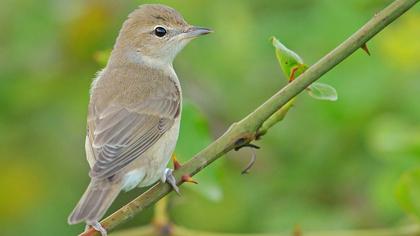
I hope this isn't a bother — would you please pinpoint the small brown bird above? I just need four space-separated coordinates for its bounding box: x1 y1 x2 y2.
68 4 211 235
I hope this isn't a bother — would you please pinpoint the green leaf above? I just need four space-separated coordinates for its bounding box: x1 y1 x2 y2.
307 82 338 101
396 167 420 218
271 37 305 78
175 100 223 202
272 37 338 102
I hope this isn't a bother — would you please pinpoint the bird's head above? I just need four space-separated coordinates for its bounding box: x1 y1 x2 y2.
111 4 212 67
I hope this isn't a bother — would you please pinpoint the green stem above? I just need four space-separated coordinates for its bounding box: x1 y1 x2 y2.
78 0 420 235
239 0 420 132
153 196 170 229
258 98 296 137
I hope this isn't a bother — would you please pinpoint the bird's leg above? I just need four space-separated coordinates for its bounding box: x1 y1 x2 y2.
161 155 198 195
89 221 107 236
162 168 180 195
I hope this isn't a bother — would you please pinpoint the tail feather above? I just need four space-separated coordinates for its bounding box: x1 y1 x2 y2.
68 179 121 225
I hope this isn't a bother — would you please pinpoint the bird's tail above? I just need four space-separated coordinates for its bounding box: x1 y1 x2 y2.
68 178 120 225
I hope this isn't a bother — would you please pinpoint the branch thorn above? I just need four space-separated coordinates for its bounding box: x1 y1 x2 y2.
172 154 181 170
361 43 371 56
181 174 198 184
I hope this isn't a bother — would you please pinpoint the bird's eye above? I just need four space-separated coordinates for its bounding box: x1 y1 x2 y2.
154 26 167 37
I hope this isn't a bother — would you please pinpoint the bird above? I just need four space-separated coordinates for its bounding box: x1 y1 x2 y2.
68 4 212 235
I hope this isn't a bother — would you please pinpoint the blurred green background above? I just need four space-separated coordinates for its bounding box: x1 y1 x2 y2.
0 0 419 235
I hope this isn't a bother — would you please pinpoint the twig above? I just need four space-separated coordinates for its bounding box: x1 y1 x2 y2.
152 197 171 234
111 224 420 236
78 0 420 235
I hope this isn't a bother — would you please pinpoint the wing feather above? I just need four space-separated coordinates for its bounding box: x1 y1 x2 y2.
87 71 180 179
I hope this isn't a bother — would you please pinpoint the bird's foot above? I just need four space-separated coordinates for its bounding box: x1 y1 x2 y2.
172 154 198 184
161 155 198 195
162 168 180 195
86 221 107 236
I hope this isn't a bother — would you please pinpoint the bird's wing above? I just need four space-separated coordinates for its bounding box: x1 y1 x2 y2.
87 77 180 179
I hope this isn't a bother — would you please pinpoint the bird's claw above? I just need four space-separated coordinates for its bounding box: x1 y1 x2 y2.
162 155 199 195
87 221 107 236
163 168 180 195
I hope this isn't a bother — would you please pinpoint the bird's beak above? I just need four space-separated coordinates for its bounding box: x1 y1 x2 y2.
183 26 213 39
